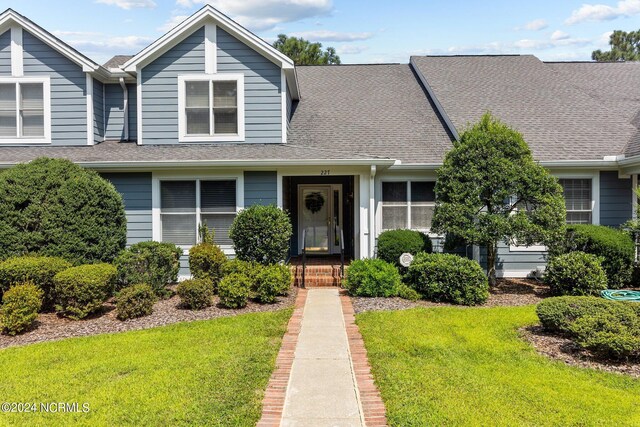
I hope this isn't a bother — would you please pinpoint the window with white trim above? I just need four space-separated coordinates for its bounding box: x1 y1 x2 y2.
178 74 245 142
160 179 237 247
559 178 592 224
0 77 50 142
381 181 435 231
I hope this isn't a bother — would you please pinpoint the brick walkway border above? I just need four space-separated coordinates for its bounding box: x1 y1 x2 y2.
341 292 388 427
257 289 307 427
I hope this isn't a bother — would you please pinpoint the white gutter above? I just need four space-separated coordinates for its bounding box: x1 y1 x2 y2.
119 78 129 140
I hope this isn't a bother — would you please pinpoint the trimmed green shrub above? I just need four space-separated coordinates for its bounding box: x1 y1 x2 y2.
344 259 402 297
116 284 156 320
0 282 42 335
536 296 617 333
569 310 640 359
393 283 421 301
0 255 71 307
377 229 432 269
177 279 214 310
254 264 292 303
0 157 126 264
229 205 292 265
551 225 634 288
406 253 488 305
115 241 182 295
218 273 251 308
544 252 607 296
222 259 260 282
53 263 116 320
189 243 227 292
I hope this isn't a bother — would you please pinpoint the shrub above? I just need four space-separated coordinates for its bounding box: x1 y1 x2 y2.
116 284 156 320
406 253 488 305
551 225 634 288
222 259 260 282
177 279 214 310
344 259 402 297
393 283 421 301
0 255 71 307
0 157 126 264
536 296 618 333
254 264 292 303
115 241 182 295
544 252 607 296
377 229 432 269
229 205 292 265
189 243 227 292
218 273 251 308
0 282 42 335
53 263 116 319
569 310 640 359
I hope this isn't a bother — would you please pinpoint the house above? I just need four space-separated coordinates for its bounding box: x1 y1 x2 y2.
0 6 638 278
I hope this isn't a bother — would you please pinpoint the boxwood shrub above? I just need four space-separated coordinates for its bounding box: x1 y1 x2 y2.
377 229 432 268
344 259 402 297
0 255 71 307
544 252 607 296
406 253 488 305
222 259 260 282
53 263 117 320
218 273 251 308
254 264 292 303
536 296 617 333
189 242 227 292
116 284 156 320
177 279 214 310
115 241 182 295
0 282 43 335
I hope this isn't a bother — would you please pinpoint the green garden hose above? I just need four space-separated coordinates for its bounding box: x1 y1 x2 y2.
601 290 640 302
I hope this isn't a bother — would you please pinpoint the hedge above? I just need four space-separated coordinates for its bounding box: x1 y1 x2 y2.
377 229 432 269
54 263 117 320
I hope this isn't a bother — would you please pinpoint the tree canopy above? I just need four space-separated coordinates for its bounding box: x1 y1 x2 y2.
432 113 566 285
272 34 341 65
592 29 640 61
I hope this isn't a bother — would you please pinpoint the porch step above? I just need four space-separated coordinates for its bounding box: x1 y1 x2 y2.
290 265 346 287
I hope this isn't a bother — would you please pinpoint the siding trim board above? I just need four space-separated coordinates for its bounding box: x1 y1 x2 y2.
86 74 94 145
205 23 216 74
10 26 22 76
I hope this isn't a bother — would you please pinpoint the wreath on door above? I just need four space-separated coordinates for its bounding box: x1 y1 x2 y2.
305 192 325 214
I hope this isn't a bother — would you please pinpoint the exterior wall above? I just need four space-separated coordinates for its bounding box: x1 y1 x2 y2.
127 83 137 141
217 27 282 143
600 171 632 227
244 171 277 206
104 83 126 140
23 31 87 145
93 79 104 143
0 30 10 76
489 244 547 278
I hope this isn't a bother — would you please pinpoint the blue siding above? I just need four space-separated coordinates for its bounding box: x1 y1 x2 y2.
93 79 104 143
244 171 277 206
141 27 205 144
0 31 10 76
104 83 126 140
101 172 153 246
23 31 87 145
600 171 632 227
479 244 547 277
217 27 282 143
127 83 137 141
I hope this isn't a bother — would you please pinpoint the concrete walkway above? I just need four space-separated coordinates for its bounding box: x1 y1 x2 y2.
281 288 365 427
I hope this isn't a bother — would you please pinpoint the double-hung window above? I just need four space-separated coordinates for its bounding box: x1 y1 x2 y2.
559 178 593 224
160 179 237 247
381 181 436 231
0 77 50 143
178 74 245 142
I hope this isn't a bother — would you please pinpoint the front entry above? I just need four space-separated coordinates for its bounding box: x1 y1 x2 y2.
298 184 343 254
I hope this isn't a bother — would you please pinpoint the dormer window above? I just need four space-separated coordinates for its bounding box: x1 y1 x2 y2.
178 74 245 142
0 77 51 143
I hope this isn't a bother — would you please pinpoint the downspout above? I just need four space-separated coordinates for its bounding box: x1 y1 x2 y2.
369 165 376 258
119 78 129 140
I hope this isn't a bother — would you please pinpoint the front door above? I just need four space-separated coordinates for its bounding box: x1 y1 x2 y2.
298 184 342 254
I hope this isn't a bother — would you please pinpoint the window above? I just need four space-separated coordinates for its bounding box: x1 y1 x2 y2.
178 74 245 142
381 181 435 231
559 178 592 224
0 77 50 143
160 180 237 247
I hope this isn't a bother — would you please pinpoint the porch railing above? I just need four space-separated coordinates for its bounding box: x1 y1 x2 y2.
301 228 307 289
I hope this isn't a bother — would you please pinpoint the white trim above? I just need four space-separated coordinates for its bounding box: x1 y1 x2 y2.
281 69 286 144
555 171 600 225
495 269 543 279
359 173 369 259
509 244 547 252
0 76 51 144
376 177 437 236
86 74 94 145
177 73 245 143
276 170 283 208
204 23 216 74
136 69 142 145
119 77 128 140
10 26 22 77
369 166 377 258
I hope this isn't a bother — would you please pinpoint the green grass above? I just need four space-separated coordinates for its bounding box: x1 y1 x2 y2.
357 306 640 426
0 309 291 426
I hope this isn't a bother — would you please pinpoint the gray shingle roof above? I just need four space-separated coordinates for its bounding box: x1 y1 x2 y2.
411 55 639 161
103 55 134 69
289 64 454 164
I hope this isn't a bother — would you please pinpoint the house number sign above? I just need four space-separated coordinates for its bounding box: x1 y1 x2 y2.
320 170 330 176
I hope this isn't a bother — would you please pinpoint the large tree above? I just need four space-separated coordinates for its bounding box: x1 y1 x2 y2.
272 34 341 65
592 29 640 61
432 113 566 285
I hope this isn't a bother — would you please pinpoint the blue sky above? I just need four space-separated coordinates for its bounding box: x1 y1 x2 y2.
2 0 639 65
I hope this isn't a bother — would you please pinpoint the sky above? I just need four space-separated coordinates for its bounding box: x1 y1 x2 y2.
1 0 639 65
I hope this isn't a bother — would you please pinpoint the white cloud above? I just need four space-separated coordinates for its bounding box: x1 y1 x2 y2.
445 34 591 55
96 0 157 9
158 15 190 32
336 44 368 55
175 0 333 31
565 0 640 24
550 30 570 41
519 19 548 31
289 30 373 42
53 30 154 63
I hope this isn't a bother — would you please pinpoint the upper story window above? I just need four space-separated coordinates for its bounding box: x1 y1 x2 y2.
177 74 245 143
0 77 50 143
381 181 436 231
559 178 592 224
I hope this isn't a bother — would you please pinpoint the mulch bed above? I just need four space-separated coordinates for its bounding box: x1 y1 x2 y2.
352 278 549 314
521 325 640 378
0 287 298 350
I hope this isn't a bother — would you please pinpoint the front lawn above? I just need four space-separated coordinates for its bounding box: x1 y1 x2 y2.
0 309 291 426
357 306 640 426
